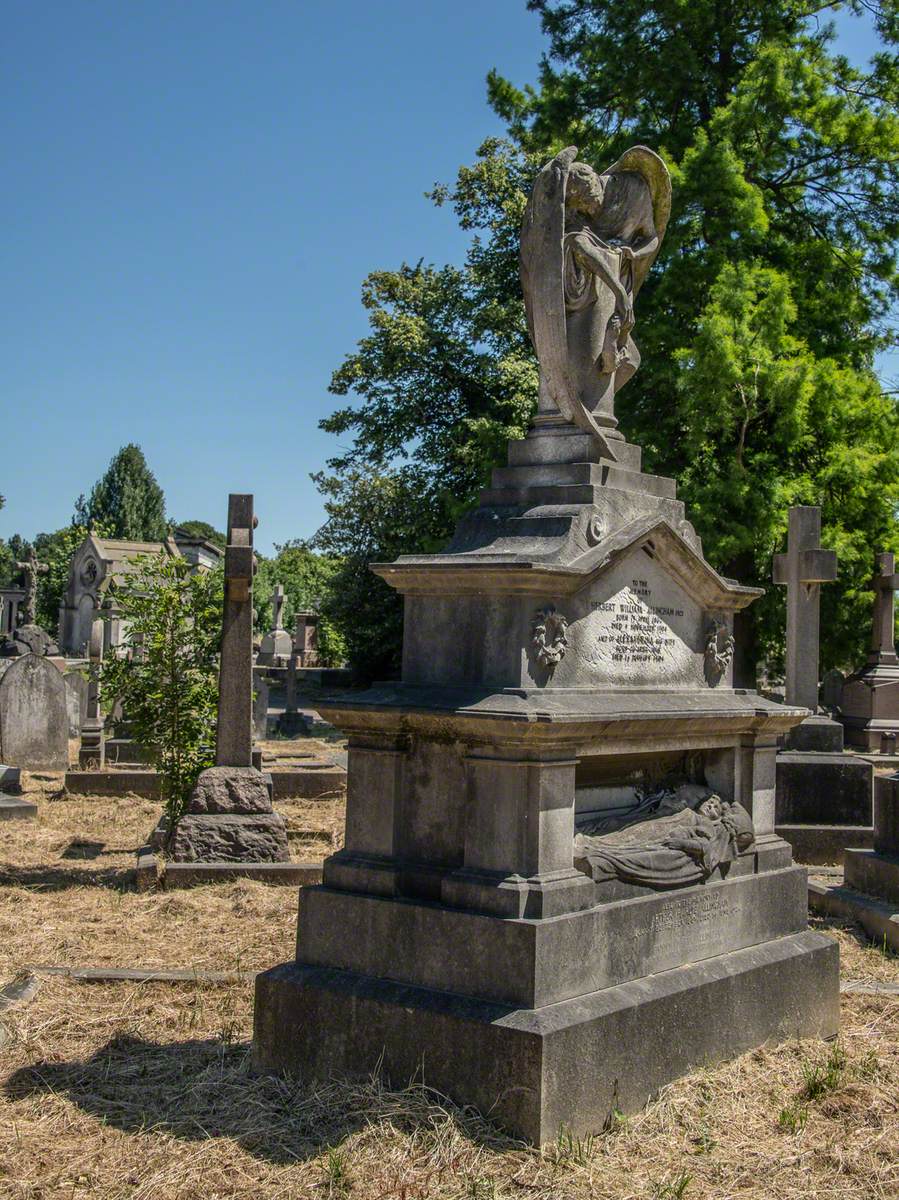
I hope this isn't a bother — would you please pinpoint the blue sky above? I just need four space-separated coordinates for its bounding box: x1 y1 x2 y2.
1 2 893 555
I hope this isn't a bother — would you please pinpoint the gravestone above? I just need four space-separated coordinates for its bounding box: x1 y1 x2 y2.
773 508 872 854
169 495 289 863
78 618 106 768
773 507 840 751
254 145 838 1144
294 610 320 667
0 653 67 769
840 552 899 753
257 583 293 666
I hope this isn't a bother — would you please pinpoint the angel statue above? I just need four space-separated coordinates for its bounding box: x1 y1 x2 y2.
520 145 670 462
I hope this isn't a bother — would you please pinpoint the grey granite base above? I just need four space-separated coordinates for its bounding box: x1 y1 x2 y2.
254 930 838 1145
0 794 37 821
776 751 872 826
776 824 874 865
808 879 899 953
844 848 899 905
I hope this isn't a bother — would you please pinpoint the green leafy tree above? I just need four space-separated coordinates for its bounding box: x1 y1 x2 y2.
254 541 347 667
100 555 223 838
311 471 447 680
175 520 227 548
79 444 167 541
320 0 898 677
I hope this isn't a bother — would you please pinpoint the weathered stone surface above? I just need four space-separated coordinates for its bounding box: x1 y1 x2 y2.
0 764 21 792
0 795 37 820
776 823 873 865
808 878 899 954
65 768 159 798
520 145 670 449
844 848 899 906
187 766 273 814
776 751 872 826
254 931 838 1146
874 772 899 854
252 153 837 1144
296 867 808 1008
0 653 67 769
169 812 289 863
64 670 88 738
785 714 844 753
773 506 838 716
1 624 59 658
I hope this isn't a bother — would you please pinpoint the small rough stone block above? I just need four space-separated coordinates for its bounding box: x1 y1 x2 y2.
188 766 273 814
169 812 290 863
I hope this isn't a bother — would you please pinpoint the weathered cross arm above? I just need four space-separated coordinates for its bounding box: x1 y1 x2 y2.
772 548 838 587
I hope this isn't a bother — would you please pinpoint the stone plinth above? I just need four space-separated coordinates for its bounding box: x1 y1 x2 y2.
169 767 288 864
776 752 873 827
844 772 899 904
253 420 840 1141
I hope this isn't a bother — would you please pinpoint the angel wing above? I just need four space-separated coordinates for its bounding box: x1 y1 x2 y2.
520 146 619 461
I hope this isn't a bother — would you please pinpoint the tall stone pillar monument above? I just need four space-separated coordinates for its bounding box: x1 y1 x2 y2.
254 146 838 1142
169 495 289 863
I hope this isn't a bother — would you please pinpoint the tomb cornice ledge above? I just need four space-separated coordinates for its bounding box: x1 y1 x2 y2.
372 517 762 613
316 685 806 745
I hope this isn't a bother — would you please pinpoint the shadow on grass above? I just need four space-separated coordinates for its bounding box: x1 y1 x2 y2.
0 864 136 892
3 1033 518 1163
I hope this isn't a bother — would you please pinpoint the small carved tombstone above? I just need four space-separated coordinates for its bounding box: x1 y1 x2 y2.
0 654 68 769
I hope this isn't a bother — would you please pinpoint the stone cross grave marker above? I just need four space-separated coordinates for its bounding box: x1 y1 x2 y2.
216 494 256 767
773 506 838 712
14 547 49 627
868 552 899 666
272 584 285 631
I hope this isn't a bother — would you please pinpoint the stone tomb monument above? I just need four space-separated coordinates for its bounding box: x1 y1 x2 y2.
840 552 899 753
773 507 873 856
293 610 320 667
256 584 293 666
254 146 839 1143
168 495 289 863
0 653 68 770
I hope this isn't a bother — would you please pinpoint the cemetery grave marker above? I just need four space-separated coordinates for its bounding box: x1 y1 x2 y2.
253 145 839 1143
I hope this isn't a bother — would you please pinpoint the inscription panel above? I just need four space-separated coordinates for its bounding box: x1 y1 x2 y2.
591 577 684 666
569 550 704 687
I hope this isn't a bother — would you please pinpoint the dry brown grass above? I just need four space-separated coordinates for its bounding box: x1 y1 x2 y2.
1 784 897 1199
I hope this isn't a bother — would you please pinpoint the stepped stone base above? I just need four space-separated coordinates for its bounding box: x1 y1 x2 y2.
254 930 838 1145
844 848 899 906
777 824 874 865
168 766 289 864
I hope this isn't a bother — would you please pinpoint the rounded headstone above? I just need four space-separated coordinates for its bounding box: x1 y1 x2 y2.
0 653 68 769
